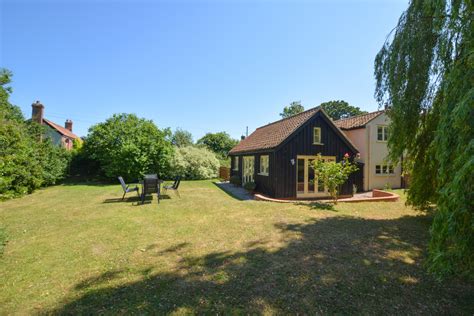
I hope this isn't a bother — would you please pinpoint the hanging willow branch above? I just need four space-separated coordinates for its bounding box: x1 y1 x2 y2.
374 0 473 279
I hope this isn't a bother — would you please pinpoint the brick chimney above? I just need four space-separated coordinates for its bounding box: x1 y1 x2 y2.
65 119 73 132
31 101 44 124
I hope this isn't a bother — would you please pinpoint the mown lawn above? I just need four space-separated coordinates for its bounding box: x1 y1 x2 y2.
0 180 472 314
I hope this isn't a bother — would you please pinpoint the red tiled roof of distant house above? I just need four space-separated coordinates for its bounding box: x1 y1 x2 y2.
334 111 384 130
43 118 80 140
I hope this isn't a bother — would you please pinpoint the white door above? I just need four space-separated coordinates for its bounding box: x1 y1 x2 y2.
296 155 335 198
242 156 255 184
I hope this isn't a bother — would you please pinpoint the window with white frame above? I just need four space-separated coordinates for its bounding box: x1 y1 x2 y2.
313 127 322 144
259 155 269 176
233 157 239 171
375 164 395 175
377 125 389 141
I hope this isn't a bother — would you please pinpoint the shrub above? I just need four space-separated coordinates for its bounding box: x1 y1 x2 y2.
243 181 256 191
0 127 69 199
170 146 219 180
229 175 241 186
69 142 99 179
0 117 42 198
0 117 71 199
311 153 358 204
0 69 72 199
38 140 72 186
84 114 173 182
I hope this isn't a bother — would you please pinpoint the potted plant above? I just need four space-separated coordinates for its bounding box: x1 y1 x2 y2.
243 181 257 192
229 175 242 186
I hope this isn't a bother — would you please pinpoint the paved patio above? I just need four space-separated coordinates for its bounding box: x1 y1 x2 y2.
214 182 254 201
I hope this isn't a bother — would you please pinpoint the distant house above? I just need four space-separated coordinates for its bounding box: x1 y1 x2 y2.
334 110 402 191
229 107 363 199
31 101 81 150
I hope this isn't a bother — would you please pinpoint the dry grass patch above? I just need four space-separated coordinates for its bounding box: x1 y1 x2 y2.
0 181 472 314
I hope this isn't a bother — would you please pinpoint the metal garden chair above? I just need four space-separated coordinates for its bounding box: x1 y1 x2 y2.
163 176 181 198
118 176 140 200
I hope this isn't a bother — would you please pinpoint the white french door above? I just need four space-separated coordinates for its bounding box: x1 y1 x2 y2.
296 155 335 198
242 156 255 184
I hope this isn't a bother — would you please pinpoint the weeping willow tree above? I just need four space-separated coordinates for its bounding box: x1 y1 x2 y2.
375 0 473 278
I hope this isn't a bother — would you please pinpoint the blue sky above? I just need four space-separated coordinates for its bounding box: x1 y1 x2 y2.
1 0 407 139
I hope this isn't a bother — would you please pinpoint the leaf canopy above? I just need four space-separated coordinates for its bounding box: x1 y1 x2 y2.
374 0 473 278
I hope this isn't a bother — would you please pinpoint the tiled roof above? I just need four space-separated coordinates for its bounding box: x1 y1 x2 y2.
334 111 384 130
43 119 80 140
229 107 321 154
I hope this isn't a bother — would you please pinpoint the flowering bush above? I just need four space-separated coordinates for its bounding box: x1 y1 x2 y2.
170 146 219 180
311 153 358 204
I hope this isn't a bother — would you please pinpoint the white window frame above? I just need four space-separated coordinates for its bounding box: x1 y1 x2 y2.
259 155 269 176
375 164 395 175
296 155 335 198
233 156 239 171
313 127 322 145
242 156 255 184
377 125 389 142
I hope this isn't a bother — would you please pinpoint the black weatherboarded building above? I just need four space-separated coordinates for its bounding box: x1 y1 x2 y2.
229 107 363 199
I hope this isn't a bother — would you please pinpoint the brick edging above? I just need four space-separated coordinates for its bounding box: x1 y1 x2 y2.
254 190 399 203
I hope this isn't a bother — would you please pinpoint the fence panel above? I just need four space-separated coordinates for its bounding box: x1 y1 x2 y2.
219 166 230 181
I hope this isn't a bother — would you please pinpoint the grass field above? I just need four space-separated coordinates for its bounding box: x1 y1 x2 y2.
0 180 472 314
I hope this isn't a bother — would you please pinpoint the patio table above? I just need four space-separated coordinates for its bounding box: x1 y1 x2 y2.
140 174 163 204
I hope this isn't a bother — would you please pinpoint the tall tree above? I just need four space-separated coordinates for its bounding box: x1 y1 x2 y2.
85 114 173 181
320 100 367 120
375 0 473 278
280 101 304 118
197 132 238 158
0 69 23 122
0 69 71 199
171 128 193 147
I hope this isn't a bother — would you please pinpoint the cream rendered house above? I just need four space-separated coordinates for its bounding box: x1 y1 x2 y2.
335 110 402 191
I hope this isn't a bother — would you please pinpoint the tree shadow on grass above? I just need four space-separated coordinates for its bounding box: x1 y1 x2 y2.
47 215 474 315
143 242 191 256
60 178 115 187
74 270 125 290
296 201 335 211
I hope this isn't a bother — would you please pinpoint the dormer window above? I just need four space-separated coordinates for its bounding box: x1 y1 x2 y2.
313 127 322 144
